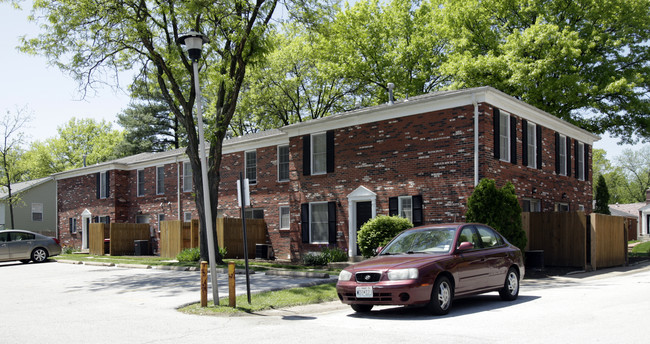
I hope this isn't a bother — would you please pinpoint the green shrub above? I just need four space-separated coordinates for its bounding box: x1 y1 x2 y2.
466 179 527 253
62 246 78 255
303 252 330 266
218 246 228 258
177 247 201 262
357 215 413 257
302 245 348 266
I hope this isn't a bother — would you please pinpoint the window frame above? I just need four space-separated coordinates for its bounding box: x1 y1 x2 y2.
137 169 145 197
309 202 329 244
31 203 43 222
183 162 193 192
156 166 165 195
279 206 290 230
526 122 537 168
99 171 109 199
398 196 413 224
555 202 570 212
69 218 77 234
499 112 511 162
245 150 257 185
558 134 567 176
311 133 327 175
184 212 192 222
277 145 290 182
522 198 541 212
577 142 585 181
244 208 265 219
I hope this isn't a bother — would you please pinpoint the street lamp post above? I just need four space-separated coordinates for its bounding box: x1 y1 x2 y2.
176 31 219 306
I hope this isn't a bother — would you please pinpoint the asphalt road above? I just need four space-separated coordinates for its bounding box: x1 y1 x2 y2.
1 260 649 344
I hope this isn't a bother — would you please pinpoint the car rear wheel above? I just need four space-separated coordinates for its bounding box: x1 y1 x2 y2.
427 275 453 315
350 304 373 313
499 267 520 301
31 248 48 263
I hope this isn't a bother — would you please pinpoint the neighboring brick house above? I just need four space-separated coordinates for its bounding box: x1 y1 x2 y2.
54 86 598 261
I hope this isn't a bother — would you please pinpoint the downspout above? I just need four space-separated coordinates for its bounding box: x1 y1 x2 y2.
176 157 181 220
473 94 479 186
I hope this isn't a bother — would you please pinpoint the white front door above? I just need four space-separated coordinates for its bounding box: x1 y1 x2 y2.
347 186 377 257
81 209 92 250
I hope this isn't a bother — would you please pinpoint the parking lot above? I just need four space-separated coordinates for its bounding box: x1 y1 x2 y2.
1 260 649 343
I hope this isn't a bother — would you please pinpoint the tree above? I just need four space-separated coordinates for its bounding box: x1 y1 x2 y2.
116 80 187 155
19 0 322 262
594 175 611 214
437 0 650 144
22 118 125 179
466 179 527 253
614 146 650 202
0 107 32 229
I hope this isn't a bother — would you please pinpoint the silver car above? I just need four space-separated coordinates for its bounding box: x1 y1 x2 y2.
0 230 62 263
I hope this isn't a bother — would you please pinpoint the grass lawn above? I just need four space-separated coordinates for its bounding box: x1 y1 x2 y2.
179 282 338 315
630 241 650 256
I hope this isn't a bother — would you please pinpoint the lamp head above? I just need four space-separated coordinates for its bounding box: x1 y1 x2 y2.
177 31 210 61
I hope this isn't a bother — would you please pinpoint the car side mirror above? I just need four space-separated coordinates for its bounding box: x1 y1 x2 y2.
376 246 383 255
457 241 474 251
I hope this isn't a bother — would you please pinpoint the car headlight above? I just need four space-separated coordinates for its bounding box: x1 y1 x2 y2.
387 268 419 280
338 270 353 281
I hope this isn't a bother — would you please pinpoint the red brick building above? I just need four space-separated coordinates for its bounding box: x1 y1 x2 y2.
54 87 599 261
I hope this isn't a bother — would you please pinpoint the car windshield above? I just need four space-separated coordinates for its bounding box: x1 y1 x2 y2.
381 227 456 255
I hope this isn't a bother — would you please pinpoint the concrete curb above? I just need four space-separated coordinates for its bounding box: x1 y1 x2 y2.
57 259 83 265
265 270 331 279
116 263 152 269
83 261 115 267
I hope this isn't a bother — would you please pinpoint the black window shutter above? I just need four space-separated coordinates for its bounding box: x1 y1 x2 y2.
521 119 528 167
302 135 311 176
105 171 110 198
94 216 99 223
326 130 335 173
584 145 590 180
389 197 398 216
536 125 543 169
554 133 560 174
510 115 517 164
493 108 500 160
69 218 73 233
301 203 310 243
574 141 580 178
412 195 423 226
96 173 101 199
566 137 572 175
328 201 337 244
106 216 110 224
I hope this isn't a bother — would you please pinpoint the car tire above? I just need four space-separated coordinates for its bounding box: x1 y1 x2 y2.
20 260 30 264
427 275 453 315
351 304 373 313
31 248 48 263
499 267 520 301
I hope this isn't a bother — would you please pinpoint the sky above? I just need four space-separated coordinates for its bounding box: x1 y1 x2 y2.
0 2 646 161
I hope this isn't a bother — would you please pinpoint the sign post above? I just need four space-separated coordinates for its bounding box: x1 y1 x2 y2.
237 172 252 304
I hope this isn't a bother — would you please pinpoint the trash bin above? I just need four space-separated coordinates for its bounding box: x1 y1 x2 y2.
255 244 270 259
134 240 149 256
525 250 544 270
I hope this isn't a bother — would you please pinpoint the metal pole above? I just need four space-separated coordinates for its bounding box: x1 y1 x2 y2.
239 172 252 304
193 60 219 306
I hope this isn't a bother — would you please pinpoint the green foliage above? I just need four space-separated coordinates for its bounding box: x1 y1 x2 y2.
594 146 650 204
594 175 611 215
466 179 527 253
177 247 201 263
357 215 413 258
218 246 228 259
302 245 348 266
630 242 650 256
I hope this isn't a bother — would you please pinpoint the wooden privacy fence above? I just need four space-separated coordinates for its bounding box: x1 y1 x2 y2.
522 212 627 270
160 220 199 258
89 223 150 256
217 218 268 259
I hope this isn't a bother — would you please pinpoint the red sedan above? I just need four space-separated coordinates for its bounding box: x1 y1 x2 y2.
336 223 524 315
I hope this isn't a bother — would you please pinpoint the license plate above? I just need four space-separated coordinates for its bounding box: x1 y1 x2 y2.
356 286 373 298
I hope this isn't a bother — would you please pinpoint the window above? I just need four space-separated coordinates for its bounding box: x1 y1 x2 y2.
279 206 290 230
309 202 329 243
522 198 541 212
558 134 567 176
244 208 264 219
476 225 503 248
31 203 43 222
98 171 109 199
97 216 110 224
245 151 257 184
555 203 569 212
457 226 480 249
526 122 537 168
300 201 336 244
499 112 510 162
184 212 192 222
156 166 165 195
158 214 165 231
137 169 145 197
278 145 290 182
10 232 35 241
576 142 585 180
183 162 193 192
69 218 77 234
389 195 423 226
303 131 334 175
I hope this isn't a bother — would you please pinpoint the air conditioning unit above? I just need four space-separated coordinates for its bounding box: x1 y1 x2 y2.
255 244 271 260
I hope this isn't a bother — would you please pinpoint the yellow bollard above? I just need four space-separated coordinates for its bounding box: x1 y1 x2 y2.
200 261 208 307
228 261 236 307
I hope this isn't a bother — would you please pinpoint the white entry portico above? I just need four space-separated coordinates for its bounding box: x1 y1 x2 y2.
347 186 377 257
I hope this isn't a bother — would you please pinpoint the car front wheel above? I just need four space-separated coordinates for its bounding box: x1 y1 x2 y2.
499 268 520 301
427 275 453 315
351 304 373 313
31 248 48 263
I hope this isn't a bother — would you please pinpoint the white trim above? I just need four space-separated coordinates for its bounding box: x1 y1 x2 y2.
527 121 537 168
277 145 290 182
137 169 145 197
156 166 165 195
309 202 329 244
244 150 257 184
347 186 377 256
310 132 327 175
279 206 290 230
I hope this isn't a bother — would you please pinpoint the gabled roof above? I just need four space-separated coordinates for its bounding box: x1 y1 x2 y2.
0 177 54 200
608 203 646 218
